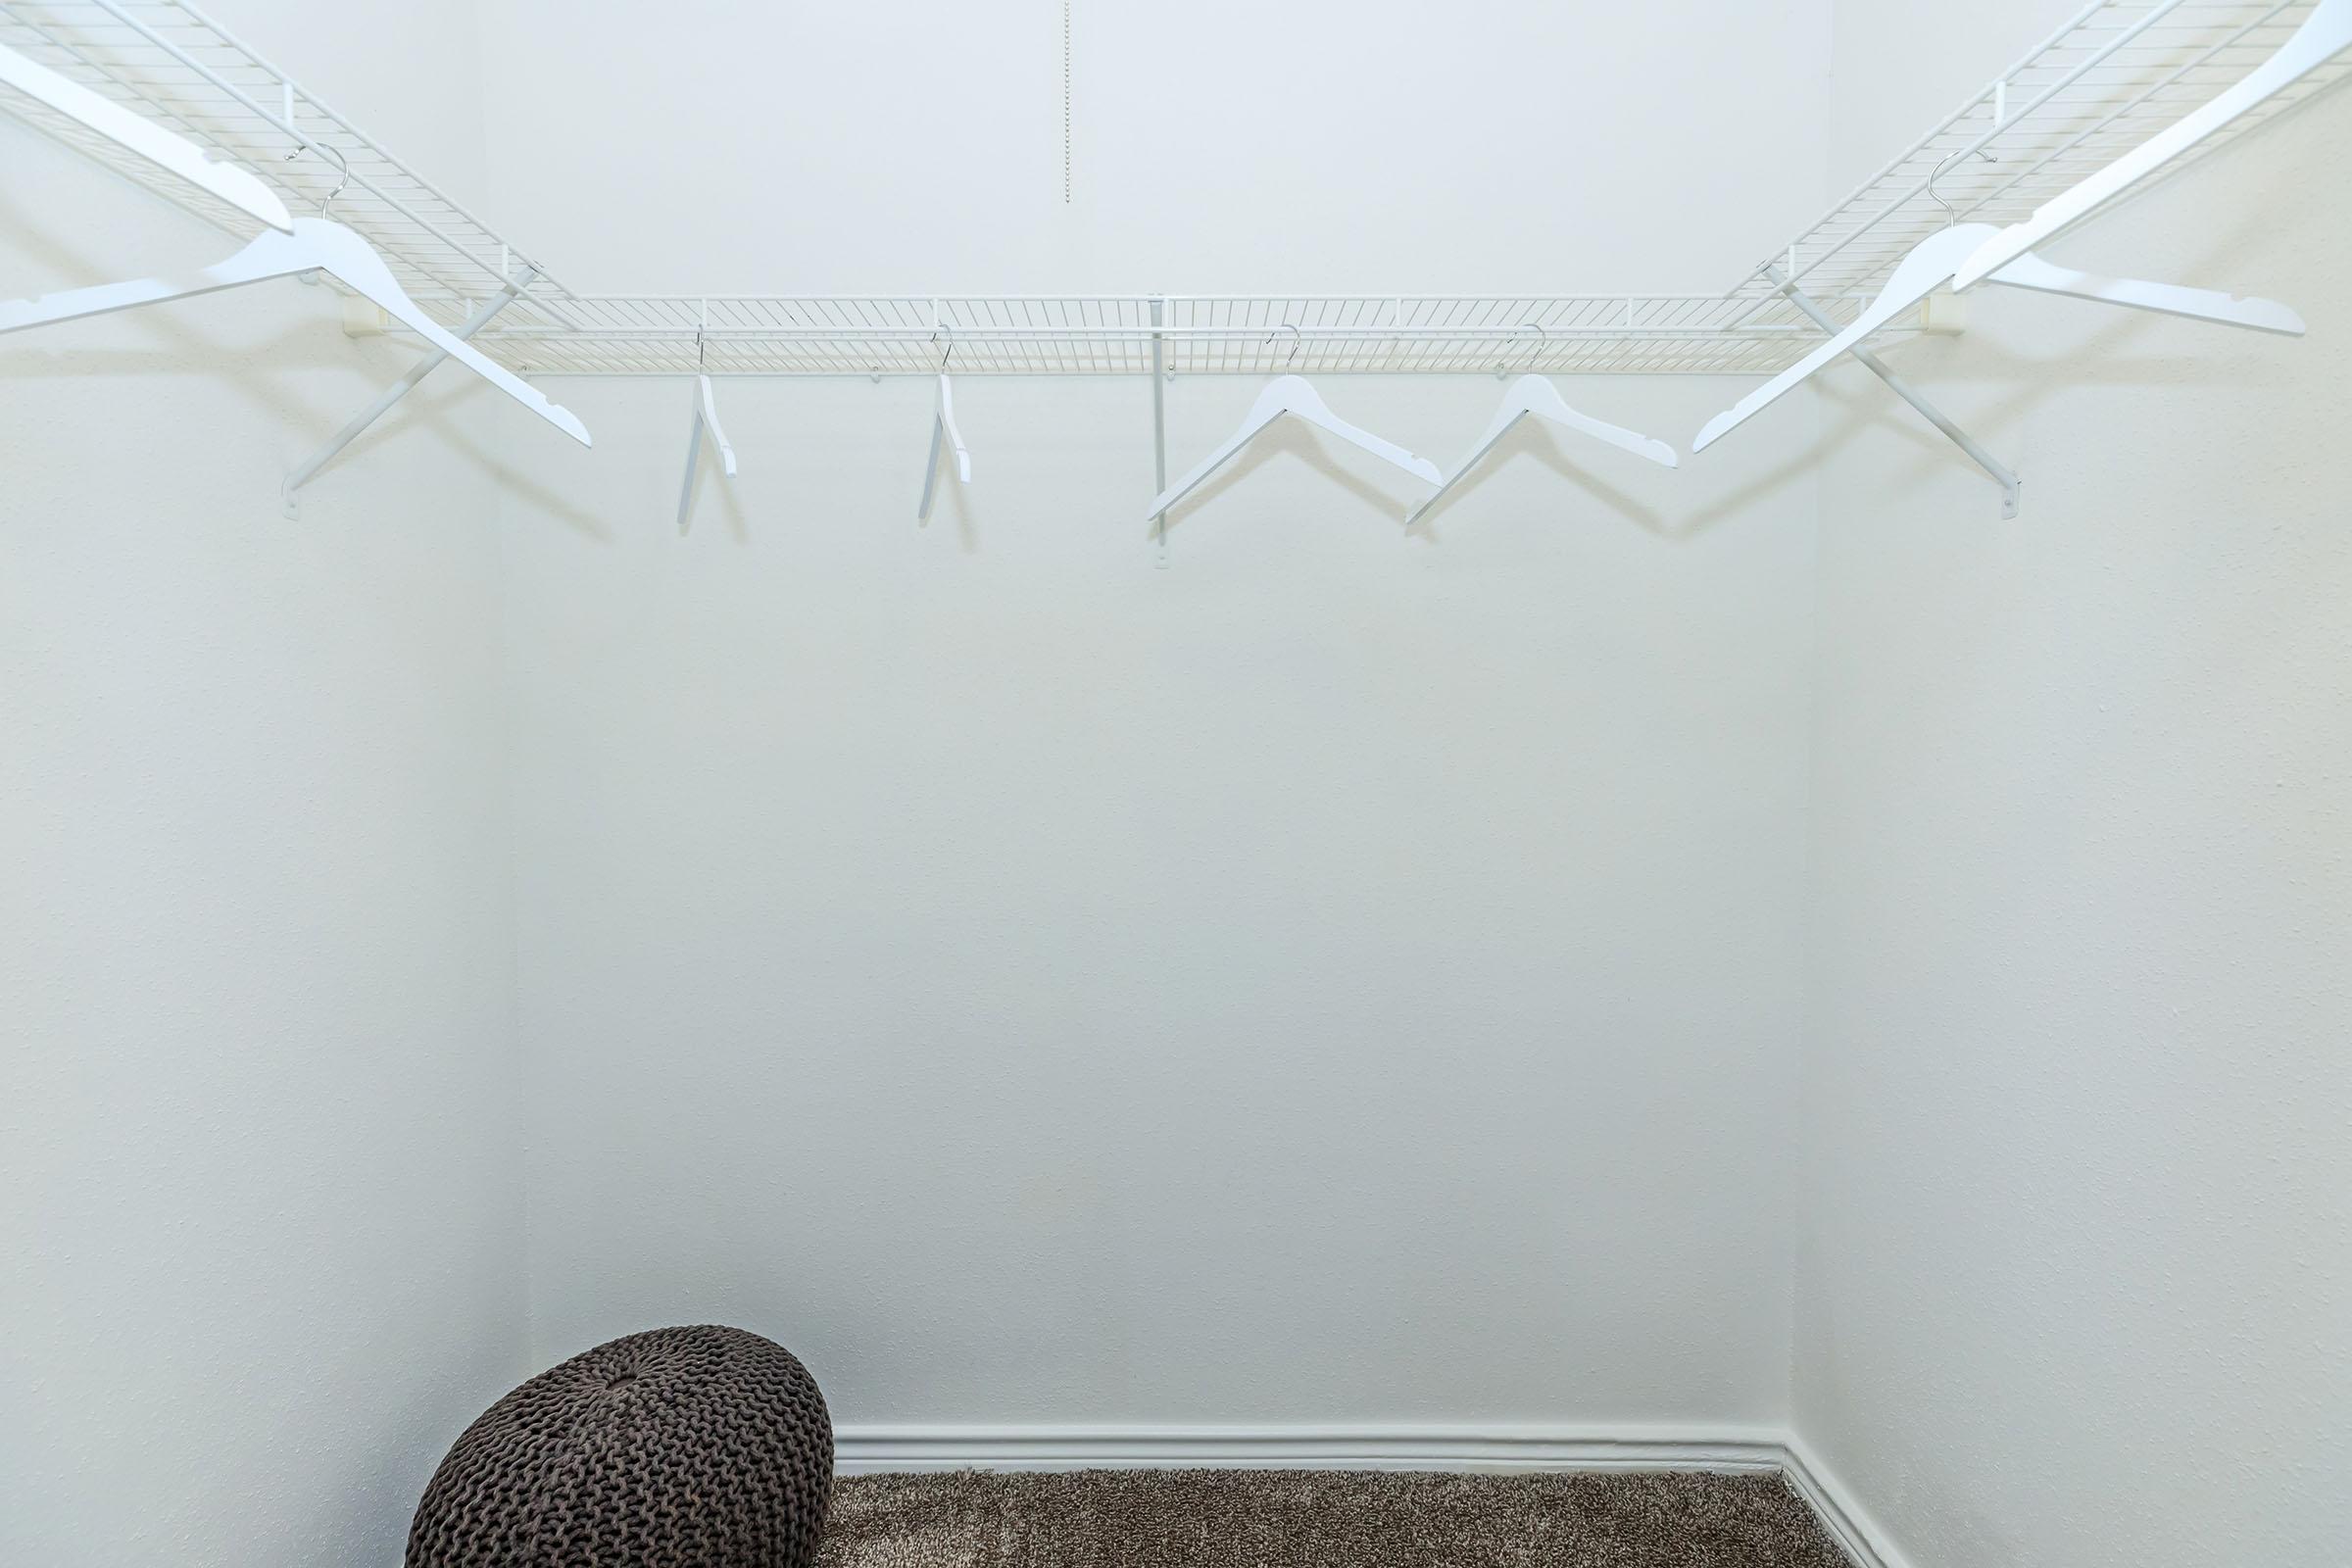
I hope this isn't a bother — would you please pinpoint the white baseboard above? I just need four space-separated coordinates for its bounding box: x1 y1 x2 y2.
835 1423 1902 1568
836 1422 1788 1476
1778 1434 1909 1568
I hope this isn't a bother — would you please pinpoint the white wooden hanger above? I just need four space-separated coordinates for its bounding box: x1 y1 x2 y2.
1954 0 2352 290
1407 372 1676 525
915 370 970 521
1146 373 1441 520
1693 220 2303 453
677 375 737 533
0 40 293 235
677 306 737 532
0 217 590 447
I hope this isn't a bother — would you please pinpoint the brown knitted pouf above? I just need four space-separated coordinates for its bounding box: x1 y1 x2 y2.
406 1324 832 1567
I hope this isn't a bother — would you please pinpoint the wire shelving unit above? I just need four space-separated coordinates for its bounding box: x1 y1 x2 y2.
2 0 2346 377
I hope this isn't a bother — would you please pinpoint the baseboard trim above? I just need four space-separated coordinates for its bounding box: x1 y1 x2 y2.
836 1424 1902 1568
836 1422 1788 1476
1777 1435 1908 1568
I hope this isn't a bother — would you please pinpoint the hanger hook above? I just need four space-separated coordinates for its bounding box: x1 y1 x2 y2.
1927 145 1995 229
1512 320 1547 375
310 140 350 214
697 299 709 373
934 324 955 372
1266 321 1300 368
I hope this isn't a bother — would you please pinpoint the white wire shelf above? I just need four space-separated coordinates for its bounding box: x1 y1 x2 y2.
0 0 538 304
475 294 1878 378
1753 0 2352 303
2 0 2345 376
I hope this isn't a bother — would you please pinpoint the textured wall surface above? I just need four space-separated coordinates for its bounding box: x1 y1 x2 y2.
477 0 1835 1428
0 3 532 1564
472 0 1832 294
495 369 1818 1424
1793 3 2352 1564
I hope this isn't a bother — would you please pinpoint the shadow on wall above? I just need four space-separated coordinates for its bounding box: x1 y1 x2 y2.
8 154 2312 559
1152 406 1838 551
1788 195 2315 507
0 186 615 539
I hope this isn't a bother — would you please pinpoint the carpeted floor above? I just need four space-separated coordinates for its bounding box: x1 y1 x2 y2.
815 1469 1848 1567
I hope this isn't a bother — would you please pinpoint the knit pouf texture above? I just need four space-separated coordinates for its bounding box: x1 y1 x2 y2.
406 1324 832 1568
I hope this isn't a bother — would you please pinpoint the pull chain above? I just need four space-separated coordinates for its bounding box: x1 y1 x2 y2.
1061 1 1072 203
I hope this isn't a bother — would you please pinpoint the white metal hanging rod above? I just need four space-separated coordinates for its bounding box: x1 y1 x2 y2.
456 324 1838 344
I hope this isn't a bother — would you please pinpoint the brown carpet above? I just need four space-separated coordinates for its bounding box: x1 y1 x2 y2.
816 1469 1848 1568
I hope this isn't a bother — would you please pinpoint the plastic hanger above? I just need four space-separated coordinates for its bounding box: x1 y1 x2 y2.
0 217 590 447
677 375 737 533
1694 221 2303 453
915 369 970 521
1408 372 1676 526
0 40 293 235
1979 248 2305 332
1147 373 1441 520
677 307 737 532
1955 0 2352 290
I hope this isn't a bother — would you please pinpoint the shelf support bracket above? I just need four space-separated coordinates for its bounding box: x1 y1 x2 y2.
1149 296 1169 567
1766 263 2021 520
282 268 538 516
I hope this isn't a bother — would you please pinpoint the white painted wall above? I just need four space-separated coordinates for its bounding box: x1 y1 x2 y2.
13 0 2351 1559
1793 3 2352 1564
476 0 1835 1426
0 4 531 1564
494 369 1817 1424
474 0 1830 293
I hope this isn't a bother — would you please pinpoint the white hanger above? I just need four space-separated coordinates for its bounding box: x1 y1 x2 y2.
0 40 293 235
677 374 737 533
1407 372 1676 526
1980 248 2305 333
1954 0 2352 291
915 370 970 521
0 217 590 447
677 305 737 532
1146 373 1441 521
1693 220 2303 453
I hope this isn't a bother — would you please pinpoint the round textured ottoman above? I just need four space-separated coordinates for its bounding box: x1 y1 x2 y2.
406 1324 832 1567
